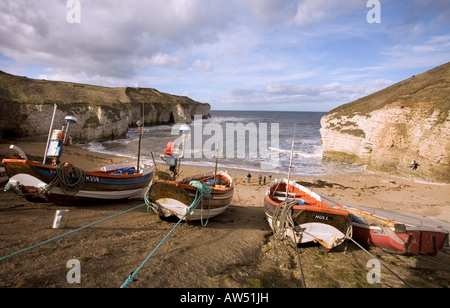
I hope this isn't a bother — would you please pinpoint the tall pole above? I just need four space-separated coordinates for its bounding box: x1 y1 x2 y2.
285 125 296 202
136 120 143 173
43 104 57 164
213 137 220 187
136 103 145 173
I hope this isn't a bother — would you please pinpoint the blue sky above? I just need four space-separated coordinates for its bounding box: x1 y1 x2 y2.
1 0 449 112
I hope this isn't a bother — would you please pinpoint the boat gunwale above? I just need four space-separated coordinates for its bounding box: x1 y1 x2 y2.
2 158 154 179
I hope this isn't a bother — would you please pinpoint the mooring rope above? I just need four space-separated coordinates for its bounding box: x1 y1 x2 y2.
348 237 413 288
42 163 86 196
0 203 146 262
120 181 211 288
295 246 307 288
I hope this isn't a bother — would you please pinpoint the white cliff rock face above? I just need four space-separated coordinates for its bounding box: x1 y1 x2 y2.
0 71 210 142
320 63 450 183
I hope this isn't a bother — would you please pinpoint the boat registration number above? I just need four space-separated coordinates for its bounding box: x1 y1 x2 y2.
314 214 332 221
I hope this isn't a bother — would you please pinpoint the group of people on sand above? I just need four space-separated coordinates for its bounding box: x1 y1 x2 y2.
245 160 419 186
246 173 271 185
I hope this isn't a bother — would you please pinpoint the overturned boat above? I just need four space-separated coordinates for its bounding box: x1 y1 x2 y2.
264 178 352 250
147 171 234 222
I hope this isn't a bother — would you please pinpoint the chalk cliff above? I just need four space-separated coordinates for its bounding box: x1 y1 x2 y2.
0 71 210 142
320 62 450 183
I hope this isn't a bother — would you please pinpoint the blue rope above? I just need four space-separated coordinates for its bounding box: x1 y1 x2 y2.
0 203 146 262
120 181 210 288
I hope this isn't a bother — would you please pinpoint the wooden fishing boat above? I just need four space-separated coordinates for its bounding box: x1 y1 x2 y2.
317 192 449 255
264 178 352 250
3 156 155 205
147 171 234 221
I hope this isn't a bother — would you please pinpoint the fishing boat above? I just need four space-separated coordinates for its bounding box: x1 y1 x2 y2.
146 171 234 222
3 154 155 205
316 192 450 255
264 178 352 250
3 105 156 205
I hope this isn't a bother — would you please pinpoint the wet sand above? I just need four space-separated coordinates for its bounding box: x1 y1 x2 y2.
0 142 449 289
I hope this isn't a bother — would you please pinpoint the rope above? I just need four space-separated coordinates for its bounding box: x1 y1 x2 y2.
144 181 154 213
295 246 307 288
0 203 146 262
348 237 413 288
272 199 297 241
120 181 211 288
42 163 86 196
190 181 212 227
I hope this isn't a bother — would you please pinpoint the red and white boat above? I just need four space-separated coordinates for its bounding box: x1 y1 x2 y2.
318 193 449 255
264 178 352 250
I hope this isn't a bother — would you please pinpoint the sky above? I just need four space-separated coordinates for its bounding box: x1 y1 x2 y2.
1 0 449 112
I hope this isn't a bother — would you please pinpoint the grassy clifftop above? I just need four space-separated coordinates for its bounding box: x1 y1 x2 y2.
327 62 450 123
0 70 210 141
0 70 207 108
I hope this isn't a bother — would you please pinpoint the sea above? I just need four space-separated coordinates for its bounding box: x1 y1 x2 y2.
79 110 363 177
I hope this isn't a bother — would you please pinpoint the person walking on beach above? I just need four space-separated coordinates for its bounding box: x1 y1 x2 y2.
410 160 419 170
258 174 262 185
247 173 251 183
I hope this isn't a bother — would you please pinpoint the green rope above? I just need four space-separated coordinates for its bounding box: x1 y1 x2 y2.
144 181 153 213
0 203 146 262
120 181 210 288
189 181 212 227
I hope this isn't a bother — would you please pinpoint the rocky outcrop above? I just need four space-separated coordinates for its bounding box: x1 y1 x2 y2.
0 71 210 142
320 62 450 183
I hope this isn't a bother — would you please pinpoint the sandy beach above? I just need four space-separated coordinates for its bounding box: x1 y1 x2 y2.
0 142 449 289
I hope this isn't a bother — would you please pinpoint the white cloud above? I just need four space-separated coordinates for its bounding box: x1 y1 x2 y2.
193 60 212 72
141 53 187 70
0 0 449 112
206 79 394 111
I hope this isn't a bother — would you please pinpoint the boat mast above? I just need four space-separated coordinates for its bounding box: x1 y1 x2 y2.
285 125 296 202
213 137 220 187
43 104 58 164
136 103 145 173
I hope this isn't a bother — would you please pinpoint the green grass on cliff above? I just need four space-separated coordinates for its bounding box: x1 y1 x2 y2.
327 62 450 121
0 70 208 109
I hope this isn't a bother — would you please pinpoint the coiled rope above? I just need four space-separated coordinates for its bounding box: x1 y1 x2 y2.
272 199 297 241
121 181 211 288
42 163 85 195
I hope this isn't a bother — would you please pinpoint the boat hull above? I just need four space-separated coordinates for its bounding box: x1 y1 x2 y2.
316 192 449 255
147 172 234 221
352 223 448 255
3 159 154 205
264 178 351 250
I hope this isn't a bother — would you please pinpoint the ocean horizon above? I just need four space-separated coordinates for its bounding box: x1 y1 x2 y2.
79 110 364 177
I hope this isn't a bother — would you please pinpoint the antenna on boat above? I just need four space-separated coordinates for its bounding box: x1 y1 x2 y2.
285 124 296 203
43 104 58 164
176 124 191 178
